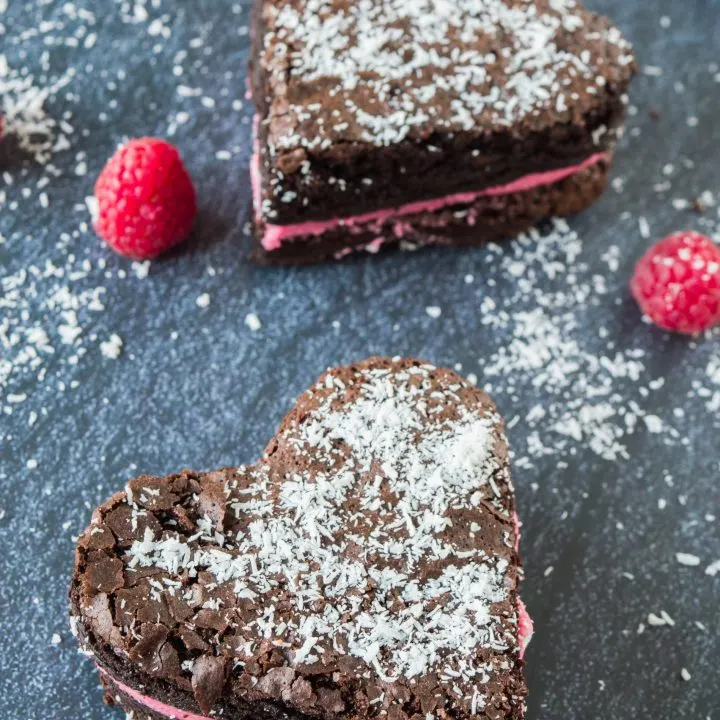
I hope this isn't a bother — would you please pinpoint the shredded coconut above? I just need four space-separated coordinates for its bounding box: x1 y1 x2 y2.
675 552 701 567
477 220 684 463
245 312 262 331
127 363 514 693
262 0 633 150
100 334 124 360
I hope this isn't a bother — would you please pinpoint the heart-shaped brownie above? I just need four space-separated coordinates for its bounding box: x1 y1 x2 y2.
249 0 635 264
71 358 532 720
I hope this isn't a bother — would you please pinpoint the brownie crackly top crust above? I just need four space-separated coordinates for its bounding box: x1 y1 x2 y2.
71 358 527 720
251 0 635 224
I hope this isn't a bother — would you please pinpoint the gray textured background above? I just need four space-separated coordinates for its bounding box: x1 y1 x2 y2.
1 1 719 719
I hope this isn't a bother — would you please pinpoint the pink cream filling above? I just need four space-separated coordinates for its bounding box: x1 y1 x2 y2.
99 515 533 719
251 145 608 252
101 670 213 720
513 511 535 659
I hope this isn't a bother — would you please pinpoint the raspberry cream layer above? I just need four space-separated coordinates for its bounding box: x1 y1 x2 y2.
102 670 212 720
252 149 609 252
514 511 534 659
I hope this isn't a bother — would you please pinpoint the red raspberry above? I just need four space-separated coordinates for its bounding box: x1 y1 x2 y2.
630 230 720 334
94 138 197 259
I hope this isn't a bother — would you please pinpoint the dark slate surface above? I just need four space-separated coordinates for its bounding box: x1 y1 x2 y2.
1 1 718 718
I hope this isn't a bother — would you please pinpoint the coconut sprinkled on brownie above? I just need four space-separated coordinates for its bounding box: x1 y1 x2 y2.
127 364 515 680
259 0 634 152
252 0 635 230
74 360 524 718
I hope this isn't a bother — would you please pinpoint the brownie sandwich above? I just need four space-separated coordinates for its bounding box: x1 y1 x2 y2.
249 0 635 263
70 357 533 720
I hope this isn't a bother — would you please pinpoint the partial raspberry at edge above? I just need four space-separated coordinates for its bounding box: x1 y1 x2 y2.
94 138 197 260
631 230 720 335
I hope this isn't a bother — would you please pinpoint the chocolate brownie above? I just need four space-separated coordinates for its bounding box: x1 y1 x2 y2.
253 157 608 264
70 358 533 720
249 0 634 262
